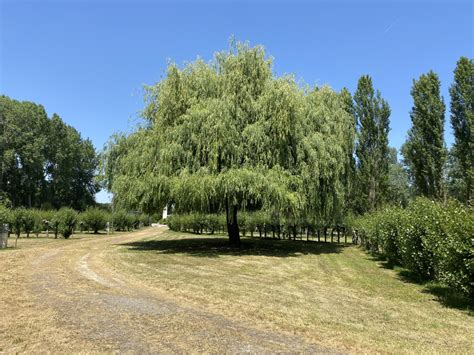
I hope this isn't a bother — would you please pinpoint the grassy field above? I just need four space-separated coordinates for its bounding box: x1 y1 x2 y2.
107 230 473 353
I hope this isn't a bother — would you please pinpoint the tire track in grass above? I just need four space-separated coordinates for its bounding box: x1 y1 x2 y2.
25 227 337 353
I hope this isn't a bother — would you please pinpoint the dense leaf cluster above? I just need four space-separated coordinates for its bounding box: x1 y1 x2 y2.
168 211 352 241
0 206 152 239
0 96 99 210
103 42 355 243
353 198 474 296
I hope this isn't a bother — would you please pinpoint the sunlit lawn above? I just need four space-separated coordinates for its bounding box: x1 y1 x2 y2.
111 230 474 353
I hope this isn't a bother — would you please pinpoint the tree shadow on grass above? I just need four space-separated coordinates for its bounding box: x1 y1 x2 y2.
397 269 473 316
121 235 348 258
366 254 473 315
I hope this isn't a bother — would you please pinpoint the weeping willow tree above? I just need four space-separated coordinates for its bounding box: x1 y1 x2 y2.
103 41 354 245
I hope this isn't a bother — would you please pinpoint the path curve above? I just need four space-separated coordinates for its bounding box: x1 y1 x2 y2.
5 227 335 353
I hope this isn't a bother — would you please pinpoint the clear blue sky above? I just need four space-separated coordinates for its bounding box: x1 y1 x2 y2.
1 0 473 203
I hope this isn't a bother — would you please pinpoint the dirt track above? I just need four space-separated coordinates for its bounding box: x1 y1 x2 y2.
1 227 332 353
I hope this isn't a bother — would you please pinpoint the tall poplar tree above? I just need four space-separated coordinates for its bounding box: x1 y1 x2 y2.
353 75 391 212
339 87 357 212
449 57 474 205
402 71 447 198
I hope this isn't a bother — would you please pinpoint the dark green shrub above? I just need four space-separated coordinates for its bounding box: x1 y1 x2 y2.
56 208 77 239
355 198 474 296
131 214 141 229
11 208 26 237
81 207 108 234
41 210 59 238
0 205 12 229
31 209 44 237
113 210 130 231
139 214 151 227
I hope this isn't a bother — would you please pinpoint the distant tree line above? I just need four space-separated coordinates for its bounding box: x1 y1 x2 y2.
0 95 100 210
101 41 472 244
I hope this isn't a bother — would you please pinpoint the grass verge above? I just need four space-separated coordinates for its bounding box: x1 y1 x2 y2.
109 230 473 353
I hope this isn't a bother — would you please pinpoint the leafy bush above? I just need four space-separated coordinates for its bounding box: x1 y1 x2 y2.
113 210 130 231
81 207 108 234
168 213 226 234
11 208 26 237
21 209 36 238
41 210 60 238
0 205 12 229
354 198 474 296
31 209 45 237
56 208 77 239
131 214 141 229
139 214 151 227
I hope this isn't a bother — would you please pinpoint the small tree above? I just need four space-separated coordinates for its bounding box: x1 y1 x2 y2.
31 209 44 237
56 208 77 239
81 207 107 234
139 213 151 227
113 210 129 231
51 218 60 238
40 210 54 238
11 208 25 238
21 210 35 238
0 205 12 231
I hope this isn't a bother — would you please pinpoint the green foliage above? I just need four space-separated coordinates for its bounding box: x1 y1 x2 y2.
11 208 26 237
0 205 12 227
21 209 36 237
168 213 226 234
112 210 134 231
354 198 474 296
0 95 100 210
45 114 100 210
103 41 354 244
31 209 44 237
449 57 474 205
402 71 447 199
386 147 411 207
81 207 108 234
353 75 391 213
55 208 77 239
168 210 354 242
139 214 151 227
41 210 59 237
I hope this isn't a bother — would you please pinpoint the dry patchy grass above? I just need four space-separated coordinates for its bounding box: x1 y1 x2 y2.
109 230 474 353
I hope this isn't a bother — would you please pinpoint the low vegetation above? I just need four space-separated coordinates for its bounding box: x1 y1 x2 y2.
0 205 154 241
353 198 474 296
110 229 473 353
167 211 352 242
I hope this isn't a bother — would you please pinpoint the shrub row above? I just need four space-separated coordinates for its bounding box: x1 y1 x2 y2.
167 211 351 241
0 205 153 239
353 198 474 296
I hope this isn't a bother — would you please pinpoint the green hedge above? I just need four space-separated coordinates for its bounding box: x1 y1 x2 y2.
0 205 152 238
167 213 227 234
354 198 474 296
167 211 351 241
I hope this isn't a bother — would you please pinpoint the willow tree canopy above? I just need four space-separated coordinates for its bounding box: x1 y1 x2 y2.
103 42 354 244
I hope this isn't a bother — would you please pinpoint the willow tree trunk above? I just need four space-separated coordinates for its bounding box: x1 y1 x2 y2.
225 202 240 246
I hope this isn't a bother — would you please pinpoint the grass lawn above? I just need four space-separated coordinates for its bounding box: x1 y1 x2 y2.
0 230 120 250
110 230 473 353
